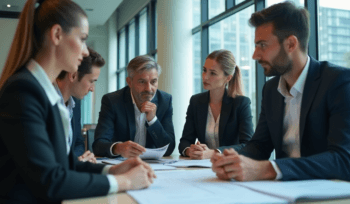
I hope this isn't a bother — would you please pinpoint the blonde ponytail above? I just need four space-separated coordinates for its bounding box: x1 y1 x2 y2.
227 65 244 97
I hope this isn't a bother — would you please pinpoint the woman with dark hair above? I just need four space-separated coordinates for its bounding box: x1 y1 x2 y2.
179 49 254 160
0 0 155 203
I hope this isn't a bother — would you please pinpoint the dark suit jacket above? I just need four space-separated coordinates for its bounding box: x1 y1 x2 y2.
239 57 350 181
71 97 85 157
0 68 109 203
93 86 175 157
179 90 254 155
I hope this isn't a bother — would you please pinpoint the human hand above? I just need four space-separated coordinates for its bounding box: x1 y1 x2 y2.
109 157 156 178
113 141 146 158
78 150 96 163
185 141 215 160
211 148 276 181
114 162 157 192
141 101 157 122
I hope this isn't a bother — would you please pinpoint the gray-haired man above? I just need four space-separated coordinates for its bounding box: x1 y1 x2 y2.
93 55 175 158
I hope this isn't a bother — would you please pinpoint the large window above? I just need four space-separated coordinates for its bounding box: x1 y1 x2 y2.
118 30 126 89
139 9 148 55
116 2 157 90
318 0 350 67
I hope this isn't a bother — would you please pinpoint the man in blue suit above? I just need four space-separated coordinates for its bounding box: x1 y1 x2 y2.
55 47 104 163
93 55 175 158
212 2 350 181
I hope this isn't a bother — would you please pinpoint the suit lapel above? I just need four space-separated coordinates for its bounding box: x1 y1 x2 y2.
124 87 136 141
299 57 322 142
219 90 232 146
198 92 209 142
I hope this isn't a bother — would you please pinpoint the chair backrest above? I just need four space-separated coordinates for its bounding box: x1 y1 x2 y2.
86 129 95 153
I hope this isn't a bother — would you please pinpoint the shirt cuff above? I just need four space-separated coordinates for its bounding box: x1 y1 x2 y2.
215 149 221 154
106 175 119 194
110 142 122 156
182 147 190 156
270 161 282 180
101 165 119 194
147 116 158 126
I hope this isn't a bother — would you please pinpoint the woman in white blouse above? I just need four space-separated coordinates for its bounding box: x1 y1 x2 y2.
179 49 254 159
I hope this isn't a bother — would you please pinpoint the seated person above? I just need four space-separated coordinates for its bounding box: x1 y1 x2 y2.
179 50 254 159
55 47 104 163
93 55 175 158
212 2 350 181
0 0 155 202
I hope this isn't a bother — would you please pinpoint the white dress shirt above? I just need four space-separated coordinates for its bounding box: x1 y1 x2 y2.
54 84 75 151
271 56 310 180
27 59 118 194
110 90 157 156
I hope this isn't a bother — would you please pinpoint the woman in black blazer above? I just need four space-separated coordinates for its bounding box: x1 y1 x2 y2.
179 49 254 159
0 0 154 203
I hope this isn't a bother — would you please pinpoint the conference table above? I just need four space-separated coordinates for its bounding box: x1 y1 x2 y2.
63 155 350 204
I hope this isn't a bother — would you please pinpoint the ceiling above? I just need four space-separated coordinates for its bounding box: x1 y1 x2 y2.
0 0 123 26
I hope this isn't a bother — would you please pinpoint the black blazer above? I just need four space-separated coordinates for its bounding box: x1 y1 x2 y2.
71 97 85 157
179 90 254 155
0 68 109 203
239 57 350 181
93 86 175 157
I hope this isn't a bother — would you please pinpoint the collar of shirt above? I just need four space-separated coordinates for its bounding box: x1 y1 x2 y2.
27 59 60 106
278 56 310 98
53 83 75 118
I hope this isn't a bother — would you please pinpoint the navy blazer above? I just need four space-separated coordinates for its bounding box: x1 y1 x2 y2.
71 97 85 157
239 57 350 181
93 86 175 157
179 90 254 155
0 68 109 203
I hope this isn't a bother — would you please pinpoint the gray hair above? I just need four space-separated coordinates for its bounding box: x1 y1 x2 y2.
127 55 161 78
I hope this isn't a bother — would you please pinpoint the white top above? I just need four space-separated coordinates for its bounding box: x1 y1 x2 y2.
205 105 220 149
110 89 157 156
271 56 310 180
54 84 75 151
27 59 118 193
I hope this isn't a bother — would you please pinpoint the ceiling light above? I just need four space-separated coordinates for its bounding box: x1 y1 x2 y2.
7 4 11 8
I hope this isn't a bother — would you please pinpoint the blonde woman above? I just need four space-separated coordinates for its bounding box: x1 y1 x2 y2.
179 49 254 159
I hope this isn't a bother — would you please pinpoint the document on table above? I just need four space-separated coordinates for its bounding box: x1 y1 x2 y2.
127 169 350 204
237 179 350 202
139 144 169 160
100 159 176 171
165 159 212 168
127 169 287 204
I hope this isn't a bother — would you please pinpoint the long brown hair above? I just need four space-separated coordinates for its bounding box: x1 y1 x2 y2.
206 49 244 98
0 0 87 89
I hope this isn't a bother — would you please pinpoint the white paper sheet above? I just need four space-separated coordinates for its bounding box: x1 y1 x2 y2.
100 159 176 171
165 159 212 168
127 169 287 204
139 144 169 160
237 179 350 202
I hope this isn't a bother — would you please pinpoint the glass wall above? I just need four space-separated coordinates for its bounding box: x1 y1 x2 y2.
318 0 350 67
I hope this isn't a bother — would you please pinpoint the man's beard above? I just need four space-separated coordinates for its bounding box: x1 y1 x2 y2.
260 47 293 77
138 91 154 102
